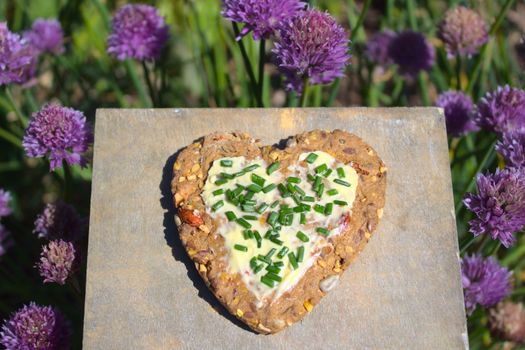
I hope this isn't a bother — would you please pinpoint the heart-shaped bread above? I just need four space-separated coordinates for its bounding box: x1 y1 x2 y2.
171 130 386 334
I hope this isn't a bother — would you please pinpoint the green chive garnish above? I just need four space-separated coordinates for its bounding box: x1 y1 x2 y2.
241 204 255 212
265 248 277 259
265 273 282 282
337 167 345 178
243 193 255 201
316 227 330 236
215 178 228 186
266 265 281 274
250 256 258 269
296 231 309 242
315 163 328 175
268 212 278 226
220 159 233 167
287 176 301 184
334 200 348 206
234 244 248 252
254 264 264 274
270 200 279 208
212 200 224 212
273 261 284 267
327 189 338 196
287 183 296 193
220 172 234 179
233 186 244 196
302 196 315 202
277 246 289 259
334 179 351 187
256 203 269 214
269 236 284 246
251 173 266 186
288 252 299 270
243 164 260 172
236 218 252 229
314 204 325 214
243 230 253 239
247 184 262 193
260 276 275 288
324 203 333 215
262 183 277 193
225 211 237 221
243 215 258 221
313 176 322 190
257 254 272 264
305 153 318 164
212 189 224 196
294 185 305 196
323 169 333 178
267 162 280 175
300 213 306 224
316 183 324 198
253 230 262 248
277 183 288 196
296 246 305 263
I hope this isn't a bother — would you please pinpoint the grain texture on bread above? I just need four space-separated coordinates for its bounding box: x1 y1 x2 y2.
171 130 387 334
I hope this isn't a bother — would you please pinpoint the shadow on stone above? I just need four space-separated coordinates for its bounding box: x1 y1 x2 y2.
159 149 257 334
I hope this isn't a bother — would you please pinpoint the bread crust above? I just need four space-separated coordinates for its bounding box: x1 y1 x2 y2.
171 130 387 334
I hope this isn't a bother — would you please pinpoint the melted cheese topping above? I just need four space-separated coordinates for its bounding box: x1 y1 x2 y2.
201 151 358 304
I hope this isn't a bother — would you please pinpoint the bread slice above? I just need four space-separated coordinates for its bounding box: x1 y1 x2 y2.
171 130 387 334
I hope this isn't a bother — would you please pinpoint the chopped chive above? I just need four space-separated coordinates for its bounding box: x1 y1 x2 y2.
277 183 288 196
236 218 252 229
237 194 245 203
267 212 278 226
253 264 265 274
233 171 245 178
293 206 304 213
260 276 275 288
251 173 266 187
266 265 281 274
266 162 280 175
273 261 284 267
220 159 233 167
277 246 289 259
241 205 255 212
313 176 322 190
316 183 324 198
257 254 272 264
243 192 255 201
253 230 262 248
323 169 333 177
220 172 234 179
314 204 325 214
327 189 338 196
265 248 277 259
296 246 305 263
212 189 224 196
324 203 333 215
215 178 228 186
291 193 302 205
305 153 318 164
314 163 328 175
247 184 262 193
287 183 296 193
316 227 330 236
334 200 348 206
287 176 301 184
265 273 282 282
294 185 306 196
334 179 351 187
307 174 316 182
300 213 306 224
212 200 224 212
302 196 315 202
264 230 273 239
234 244 248 252
250 256 258 269
243 215 258 221
288 252 299 270
233 186 244 196
270 200 280 208
269 236 284 246
243 230 253 239
225 211 237 221
256 203 269 214
242 199 256 206
280 207 293 215
262 183 277 193
300 203 311 211
296 231 309 242
337 167 345 178
285 214 293 226
243 164 260 172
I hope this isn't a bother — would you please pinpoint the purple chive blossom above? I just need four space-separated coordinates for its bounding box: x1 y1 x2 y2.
436 90 478 136
461 254 512 315
438 6 488 57
0 22 35 85
464 168 525 248
222 0 304 40
273 9 350 93
22 104 93 171
488 301 525 343
0 303 70 350
388 30 435 76
107 4 169 61
0 224 12 257
0 189 11 218
38 240 76 285
25 19 65 54
496 132 525 169
33 201 87 242
476 85 525 134
366 30 396 66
